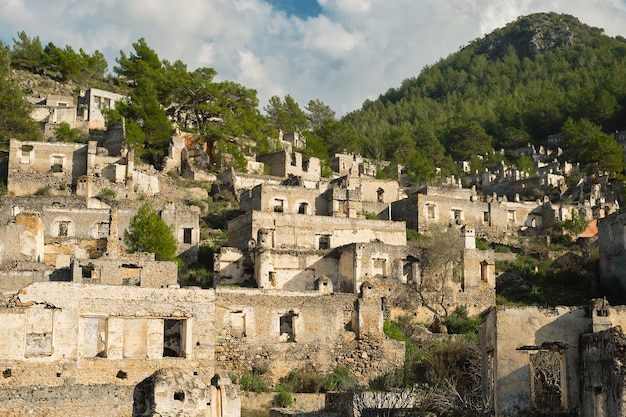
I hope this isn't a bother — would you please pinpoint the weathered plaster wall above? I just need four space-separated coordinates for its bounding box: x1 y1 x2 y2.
8 140 88 195
213 287 404 384
239 184 326 216
228 211 406 251
0 283 215 388
483 306 591 416
598 211 626 296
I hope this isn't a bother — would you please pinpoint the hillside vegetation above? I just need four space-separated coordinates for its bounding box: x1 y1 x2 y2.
2 13 625 183
342 12 626 181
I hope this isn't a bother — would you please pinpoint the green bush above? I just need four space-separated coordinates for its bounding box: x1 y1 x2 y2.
443 305 481 335
274 385 294 407
34 186 51 196
237 371 269 393
364 212 379 220
97 187 117 202
383 319 408 341
279 366 323 393
475 238 490 250
322 367 357 392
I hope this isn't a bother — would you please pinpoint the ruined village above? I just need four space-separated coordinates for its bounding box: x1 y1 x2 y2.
0 78 625 417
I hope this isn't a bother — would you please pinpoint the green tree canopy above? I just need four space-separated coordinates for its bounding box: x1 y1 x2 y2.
114 39 172 165
561 117 624 174
11 31 45 73
264 95 308 133
124 203 177 262
0 42 42 146
305 99 336 130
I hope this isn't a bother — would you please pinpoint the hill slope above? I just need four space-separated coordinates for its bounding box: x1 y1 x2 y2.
342 12 626 181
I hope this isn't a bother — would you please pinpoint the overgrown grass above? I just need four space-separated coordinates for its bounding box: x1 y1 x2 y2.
375 315 481 393
231 370 270 393
496 250 597 306
277 366 357 393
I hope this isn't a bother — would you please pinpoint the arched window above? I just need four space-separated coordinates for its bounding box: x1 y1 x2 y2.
377 188 385 203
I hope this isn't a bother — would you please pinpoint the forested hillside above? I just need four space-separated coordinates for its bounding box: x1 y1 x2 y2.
2 13 626 183
342 12 626 181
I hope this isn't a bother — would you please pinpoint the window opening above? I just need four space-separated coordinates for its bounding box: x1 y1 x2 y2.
279 311 298 342
163 319 185 358
183 228 192 244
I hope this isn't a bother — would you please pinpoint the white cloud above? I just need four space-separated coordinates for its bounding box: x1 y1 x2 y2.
2 0 626 116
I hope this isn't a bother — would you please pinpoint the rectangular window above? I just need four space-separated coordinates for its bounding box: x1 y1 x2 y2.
183 228 192 244
230 311 246 337
507 210 516 224
79 316 107 358
530 350 566 412
25 309 54 358
427 204 436 219
163 319 185 358
452 209 463 225
279 311 298 342
318 235 330 250
58 221 70 237
123 319 148 358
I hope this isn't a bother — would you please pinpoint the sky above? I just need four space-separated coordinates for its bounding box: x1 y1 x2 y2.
2 0 626 116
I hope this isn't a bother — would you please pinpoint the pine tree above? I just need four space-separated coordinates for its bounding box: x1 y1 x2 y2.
124 203 177 262
0 42 42 147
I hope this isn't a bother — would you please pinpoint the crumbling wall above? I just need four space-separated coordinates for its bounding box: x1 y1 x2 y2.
598 211 626 298
227 211 406 251
580 327 626 417
239 183 324 216
0 384 133 417
213 288 404 384
483 306 590 416
8 140 88 196
0 283 215 388
72 257 178 288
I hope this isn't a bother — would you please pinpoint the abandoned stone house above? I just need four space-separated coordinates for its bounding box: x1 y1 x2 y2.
481 299 626 417
216 169 496 319
0 276 402 415
389 184 609 241
598 209 626 297
0 195 199 288
29 88 124 140
331 152 391 178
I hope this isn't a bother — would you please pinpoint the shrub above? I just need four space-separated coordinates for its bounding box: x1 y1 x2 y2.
274 385 294 407
97 187 117 202
444 305 481 335
322 367 357 392
364 212 378 220
279 366 323 393
237 370 269 393
34 186 51 196
475 238 490 250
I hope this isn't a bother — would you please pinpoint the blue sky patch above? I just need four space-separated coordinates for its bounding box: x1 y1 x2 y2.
266 0 322 18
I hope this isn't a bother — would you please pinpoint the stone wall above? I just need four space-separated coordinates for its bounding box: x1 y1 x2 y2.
580 327 626 417
72 257 178 288
240 183 326 216
481 306 591 416
0 384 133 417
0 282 215 388
257 151 321 182
213 287 405 384
228 211 407 251
598 210 626 297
